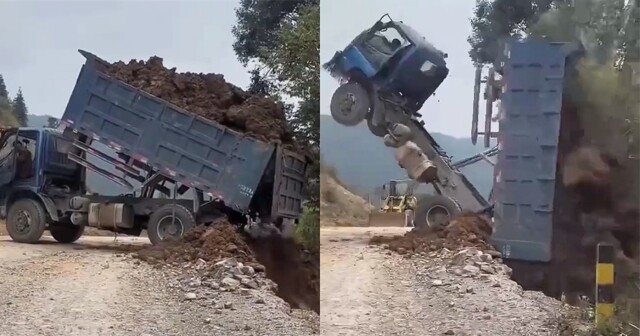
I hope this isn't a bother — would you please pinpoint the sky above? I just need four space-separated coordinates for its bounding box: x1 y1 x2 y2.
320 0 480 138
2 0 481 139
0 0 249 119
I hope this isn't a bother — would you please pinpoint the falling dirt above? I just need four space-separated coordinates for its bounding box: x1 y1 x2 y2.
369 214 495 255
104 56 296 147
507 98 640 308
135 220 319 313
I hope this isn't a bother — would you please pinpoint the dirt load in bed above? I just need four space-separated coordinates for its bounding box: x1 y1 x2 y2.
106 56 295 146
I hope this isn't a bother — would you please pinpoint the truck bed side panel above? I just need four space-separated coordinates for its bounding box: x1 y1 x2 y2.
491 40 567 262
61 58 275 213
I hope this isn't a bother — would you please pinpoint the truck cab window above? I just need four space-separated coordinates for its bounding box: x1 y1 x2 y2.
16 133 37 179
366 27 407 56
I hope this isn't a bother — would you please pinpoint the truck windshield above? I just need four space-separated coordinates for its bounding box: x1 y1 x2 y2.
365 26 409 55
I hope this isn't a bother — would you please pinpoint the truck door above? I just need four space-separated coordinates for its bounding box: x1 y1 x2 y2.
0 129 19 186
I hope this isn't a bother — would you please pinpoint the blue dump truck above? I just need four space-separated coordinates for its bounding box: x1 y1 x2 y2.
325 14 595 298
0 50 308 245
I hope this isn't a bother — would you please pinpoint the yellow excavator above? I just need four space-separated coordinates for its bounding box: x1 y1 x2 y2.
368 179 418 226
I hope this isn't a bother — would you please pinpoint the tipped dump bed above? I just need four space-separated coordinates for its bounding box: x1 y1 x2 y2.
60 50 306 217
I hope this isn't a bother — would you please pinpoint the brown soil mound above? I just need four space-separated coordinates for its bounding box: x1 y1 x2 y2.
105 56 294 146
135 220 319 313
369 214 494 254
135 221 257 265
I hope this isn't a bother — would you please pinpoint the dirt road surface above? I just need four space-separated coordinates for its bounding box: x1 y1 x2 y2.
320 226 568 336
0 235 318 336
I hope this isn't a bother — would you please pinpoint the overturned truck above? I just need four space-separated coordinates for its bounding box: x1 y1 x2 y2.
325 14 638 301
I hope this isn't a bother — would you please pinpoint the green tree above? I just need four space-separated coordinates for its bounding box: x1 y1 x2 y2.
11 88 28 127
468 0 559 65
232 0 318 66
46 116 59 129
233 1 320 146
0 75 8 99
233 0 320 247
0 74 17 127
468 0 638 66
233 0 320 202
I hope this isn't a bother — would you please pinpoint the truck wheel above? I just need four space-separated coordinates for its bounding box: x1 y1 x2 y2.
6 199 47 244
330 82 369 126
49 223 85 244
147 204 196 245
414 195 462 229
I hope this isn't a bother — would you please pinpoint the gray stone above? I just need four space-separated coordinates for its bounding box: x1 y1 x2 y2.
221 277 240 288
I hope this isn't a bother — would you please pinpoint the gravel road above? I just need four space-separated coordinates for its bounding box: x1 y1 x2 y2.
320 226 570 336
0 235 318 336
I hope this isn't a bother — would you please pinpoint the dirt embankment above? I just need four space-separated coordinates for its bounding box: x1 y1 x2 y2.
320 165 373 226
104 56 297 149
135 220 319 313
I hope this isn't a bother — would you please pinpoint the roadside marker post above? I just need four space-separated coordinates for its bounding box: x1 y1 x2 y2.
595 243 615 327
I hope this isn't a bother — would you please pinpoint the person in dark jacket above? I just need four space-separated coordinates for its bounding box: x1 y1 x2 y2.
15 140 33 179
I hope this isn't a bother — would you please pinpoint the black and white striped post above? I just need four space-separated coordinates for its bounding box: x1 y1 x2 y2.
596 243 615 327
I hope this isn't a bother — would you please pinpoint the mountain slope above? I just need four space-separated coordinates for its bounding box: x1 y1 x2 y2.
319 114 494 198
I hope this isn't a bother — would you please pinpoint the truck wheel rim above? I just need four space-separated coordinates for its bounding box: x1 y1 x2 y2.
426 205 450 228
157 216 184 240
15 210 32 233
339 93 356 116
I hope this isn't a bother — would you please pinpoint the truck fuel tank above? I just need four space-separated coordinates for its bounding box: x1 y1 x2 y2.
87 203 134 229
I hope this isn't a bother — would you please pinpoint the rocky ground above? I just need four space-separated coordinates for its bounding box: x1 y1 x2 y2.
321 226 586 336
0 235 318 336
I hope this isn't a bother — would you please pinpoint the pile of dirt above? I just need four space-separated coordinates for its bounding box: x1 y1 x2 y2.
105 56 295 146
320 167 373 226
135 221 257 265
135 220 319 313
369 214 494 255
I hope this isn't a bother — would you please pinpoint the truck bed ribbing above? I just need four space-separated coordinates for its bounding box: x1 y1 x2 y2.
60 50 306 218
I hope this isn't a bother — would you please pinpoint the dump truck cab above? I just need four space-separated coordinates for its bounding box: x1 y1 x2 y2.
325 14 449 131
0 127 82 201
0 127 89 243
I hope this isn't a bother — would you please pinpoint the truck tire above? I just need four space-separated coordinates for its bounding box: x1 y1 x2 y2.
147 204 196 245
6 199 47 244
49 223 85 244
414 195 462 229
330 82 369 126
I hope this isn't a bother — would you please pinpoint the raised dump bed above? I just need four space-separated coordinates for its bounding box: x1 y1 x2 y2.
59 50 306 222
